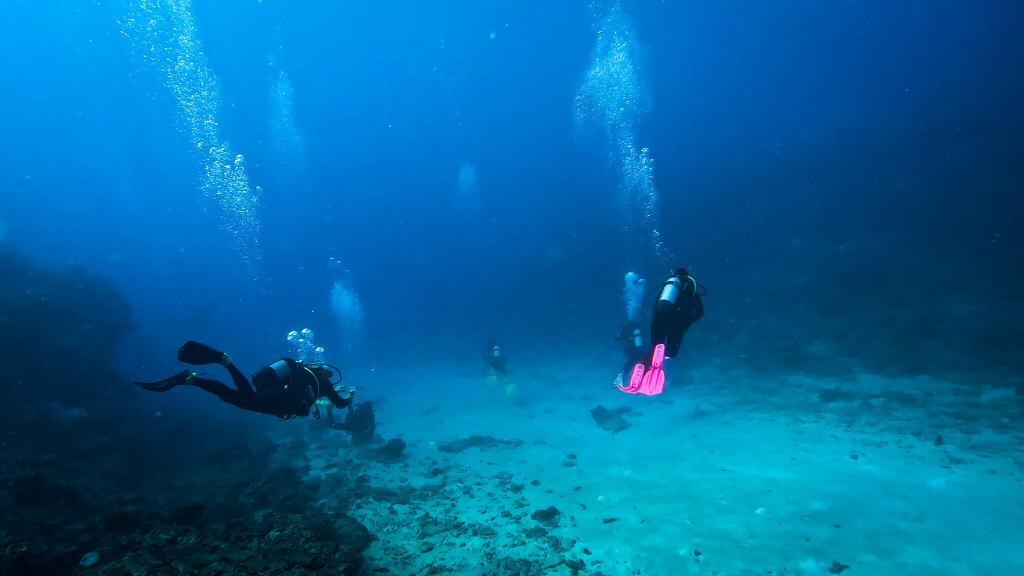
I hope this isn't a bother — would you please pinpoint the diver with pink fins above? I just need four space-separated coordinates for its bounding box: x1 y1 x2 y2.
617 268 705 396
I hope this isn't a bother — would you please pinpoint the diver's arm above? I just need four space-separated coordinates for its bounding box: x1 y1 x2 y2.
324 385 353 409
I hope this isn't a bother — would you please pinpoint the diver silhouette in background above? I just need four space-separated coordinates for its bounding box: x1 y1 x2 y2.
616 320 648 382
618 268 704 396
136 341 354 419
484 340 508 376
483 340 520 397
326 401 377 446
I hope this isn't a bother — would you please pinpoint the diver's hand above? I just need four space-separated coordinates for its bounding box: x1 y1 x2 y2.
326 385 357 409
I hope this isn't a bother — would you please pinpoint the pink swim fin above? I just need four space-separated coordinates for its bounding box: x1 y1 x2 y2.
616 362 646 394
637 344 666 396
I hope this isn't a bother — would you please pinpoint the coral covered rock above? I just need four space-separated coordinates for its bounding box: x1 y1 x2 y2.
0 249 131 418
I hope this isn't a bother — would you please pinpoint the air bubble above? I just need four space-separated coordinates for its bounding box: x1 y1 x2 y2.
575 2 673 264
123 0 262 264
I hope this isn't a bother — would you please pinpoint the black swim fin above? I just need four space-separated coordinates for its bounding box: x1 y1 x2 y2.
177 341 226 365
135 370 193 392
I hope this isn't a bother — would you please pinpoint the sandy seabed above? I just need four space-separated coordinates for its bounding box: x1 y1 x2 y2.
279 358 1024 576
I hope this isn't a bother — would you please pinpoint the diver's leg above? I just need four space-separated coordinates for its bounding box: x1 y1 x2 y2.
134 370 193 392
621 359 633 378
665 320 693 358
665 333 684 358
187 376 252 409
222 361 255 395
649 304 673 349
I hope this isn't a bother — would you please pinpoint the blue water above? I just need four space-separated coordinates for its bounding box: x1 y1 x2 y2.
1 1 1022 574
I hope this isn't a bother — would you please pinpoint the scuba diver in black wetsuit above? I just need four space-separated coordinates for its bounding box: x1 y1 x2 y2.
326 401 376 446
483 340 519 397
616 320 648 381
484 340 508 377
135 341 354 419
618 268 705 395
649 268 704 361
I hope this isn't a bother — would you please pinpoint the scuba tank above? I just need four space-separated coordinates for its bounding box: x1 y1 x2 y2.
659 276 683 305
252 359 293 391
620 323 645 358
631 327 644 349
658 269 697 307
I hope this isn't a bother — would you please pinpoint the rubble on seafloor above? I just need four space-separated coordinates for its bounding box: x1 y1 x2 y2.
291 430 601 576
0 416 373 575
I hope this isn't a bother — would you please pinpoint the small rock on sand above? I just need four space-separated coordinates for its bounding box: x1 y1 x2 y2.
531 506 561 527
590 406 634 433
437 435 523 453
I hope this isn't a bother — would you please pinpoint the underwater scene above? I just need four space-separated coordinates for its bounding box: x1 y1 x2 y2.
0 1 1022 574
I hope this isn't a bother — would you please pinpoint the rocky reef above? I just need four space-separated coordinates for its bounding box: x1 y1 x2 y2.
0 249 372 574
1 412 373 575
0 249 131 418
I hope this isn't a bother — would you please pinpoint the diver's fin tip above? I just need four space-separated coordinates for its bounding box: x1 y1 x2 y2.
134 369 192 392
178 341 225 365
616 363 647 394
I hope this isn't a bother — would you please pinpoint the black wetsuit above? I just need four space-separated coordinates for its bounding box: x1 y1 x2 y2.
327 401 376 445
192 358 347 418
617 321 648 376
138 354 350 419
650 279 704 359
485 342 507 375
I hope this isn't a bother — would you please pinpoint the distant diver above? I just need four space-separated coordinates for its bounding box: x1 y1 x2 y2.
485 340 508 376
617 268 705 396
615 320 648 384
136 340 357 420
324 399 377 446
484 340 518 397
